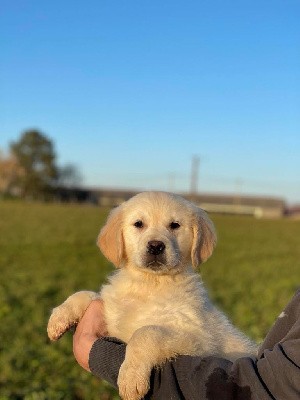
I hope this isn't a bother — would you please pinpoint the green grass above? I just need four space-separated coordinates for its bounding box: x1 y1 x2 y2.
0 201 299 399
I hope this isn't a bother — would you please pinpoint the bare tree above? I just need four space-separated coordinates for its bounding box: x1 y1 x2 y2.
0 151 25 196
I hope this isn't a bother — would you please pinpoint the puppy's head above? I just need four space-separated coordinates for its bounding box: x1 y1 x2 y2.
98 192 216 274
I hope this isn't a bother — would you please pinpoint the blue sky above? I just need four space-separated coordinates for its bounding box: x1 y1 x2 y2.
1 1 299 203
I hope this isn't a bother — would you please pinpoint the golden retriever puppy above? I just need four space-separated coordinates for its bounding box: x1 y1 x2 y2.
47 191 257 400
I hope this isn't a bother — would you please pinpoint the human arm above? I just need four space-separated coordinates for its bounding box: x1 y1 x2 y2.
73 299 108 371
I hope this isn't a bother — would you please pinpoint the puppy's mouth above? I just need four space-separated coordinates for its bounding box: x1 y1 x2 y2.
145 256 166 271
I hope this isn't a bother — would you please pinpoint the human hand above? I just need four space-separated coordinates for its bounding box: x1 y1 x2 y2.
73 299 108 371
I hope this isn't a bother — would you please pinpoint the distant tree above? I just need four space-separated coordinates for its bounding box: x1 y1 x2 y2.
0 151 25 196
57 163 82 188
10 130 58 199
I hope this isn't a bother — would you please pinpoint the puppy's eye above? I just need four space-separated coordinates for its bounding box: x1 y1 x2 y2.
134 220 143 228
169 222 180 230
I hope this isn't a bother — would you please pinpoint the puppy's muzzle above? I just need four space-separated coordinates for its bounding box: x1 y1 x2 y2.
147 240 165 255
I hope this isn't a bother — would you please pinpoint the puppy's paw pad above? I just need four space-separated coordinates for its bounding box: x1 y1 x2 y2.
118 362 150 400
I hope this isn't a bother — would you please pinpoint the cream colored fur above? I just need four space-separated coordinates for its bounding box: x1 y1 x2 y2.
47 191 257 400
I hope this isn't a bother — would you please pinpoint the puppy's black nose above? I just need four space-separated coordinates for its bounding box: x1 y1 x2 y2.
147 240 165 255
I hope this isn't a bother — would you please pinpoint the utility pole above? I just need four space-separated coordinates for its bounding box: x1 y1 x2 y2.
190 155 200 197
234 178 243 208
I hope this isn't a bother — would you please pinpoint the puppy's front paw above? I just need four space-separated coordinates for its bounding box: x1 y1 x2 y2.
47 291 98 341
118 360 151 400
47 306 76 341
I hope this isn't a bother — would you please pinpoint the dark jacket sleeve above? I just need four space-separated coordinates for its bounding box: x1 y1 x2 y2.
89 290 300 400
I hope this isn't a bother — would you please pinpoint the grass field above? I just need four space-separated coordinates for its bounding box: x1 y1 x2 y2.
0 200 299 399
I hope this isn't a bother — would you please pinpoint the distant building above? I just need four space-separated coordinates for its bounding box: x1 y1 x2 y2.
285 205 300 219
53 186 286 218
185 193 286 219
89 188 286 219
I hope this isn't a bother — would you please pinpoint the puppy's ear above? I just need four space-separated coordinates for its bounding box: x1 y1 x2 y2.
97 206 125 268
191 209 217 268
